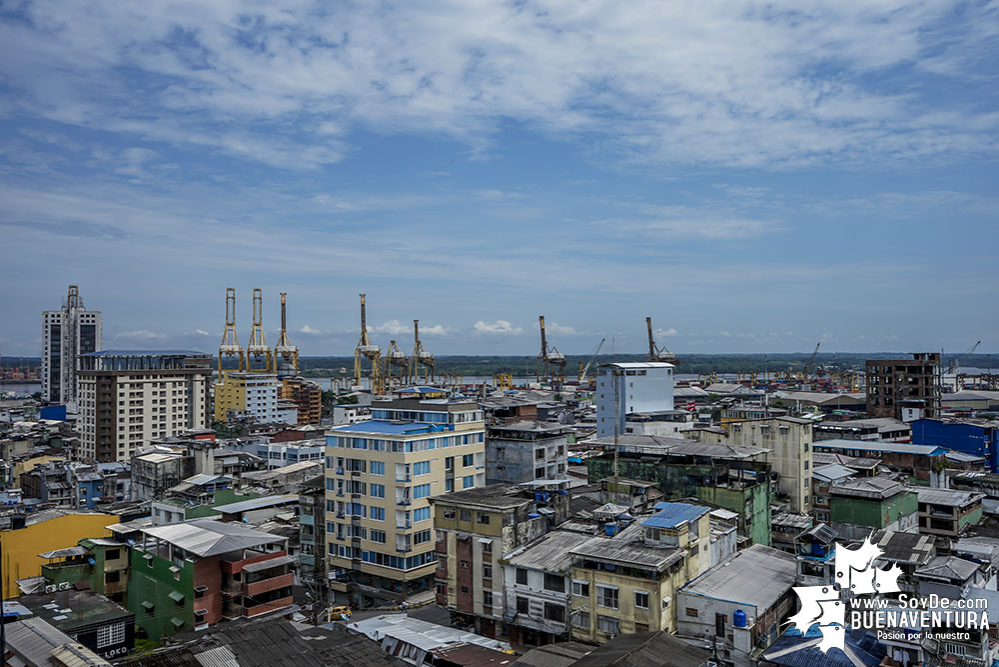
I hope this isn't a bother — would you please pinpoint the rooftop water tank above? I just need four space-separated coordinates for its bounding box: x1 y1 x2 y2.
733 609 747 627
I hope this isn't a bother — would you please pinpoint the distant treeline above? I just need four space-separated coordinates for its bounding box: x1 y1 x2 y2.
4 354 995 376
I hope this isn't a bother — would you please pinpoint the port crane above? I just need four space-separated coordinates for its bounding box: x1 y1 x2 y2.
274 292 299 374
536 316 566 385
218 288 245 376
407 320 435 384
948 340 981 373
353 294 384 394
246 288 274 373
578 338 606 384
645 317 678 364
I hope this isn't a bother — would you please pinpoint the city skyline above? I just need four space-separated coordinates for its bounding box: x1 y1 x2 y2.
2 2 998 356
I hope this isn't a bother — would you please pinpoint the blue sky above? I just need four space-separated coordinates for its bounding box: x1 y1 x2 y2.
1 1 997 357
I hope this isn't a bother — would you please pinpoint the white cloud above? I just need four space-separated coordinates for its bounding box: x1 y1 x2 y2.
371 320 411 336
546 322 578 336
655 327 678 337
193 329 212 336
474 320 524 335
2 1 995 171
420 324 449 336
299 324 323 335
719 330 731 337
117 329 165 340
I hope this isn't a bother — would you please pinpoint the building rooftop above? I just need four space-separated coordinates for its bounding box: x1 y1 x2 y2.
681 544 797 612
871 530 936 566
914 555 981 583
489 421 571 434
21 589 132 631
812 453 880 470
572 631 711 667
510 642 592 667
83 349 207 357
349 613 512 654
138 519 285 557
582 433 770 459
430 484 528 510
213 494 299 515
642 502 708 529
771 512 813 531
331 420 453 435
812 464 858 484
507 531 594 573
598 362 675 369
570 534 685 571
916 487 984 507
5 617 107 667
816 418 909 432
830 477 908 500
813 439 947 457
779 391 866 403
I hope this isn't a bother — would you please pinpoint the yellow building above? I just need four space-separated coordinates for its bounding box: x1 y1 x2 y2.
12 454 66 482
1 509 118 598
214 372 280 422
569 503 712 643
326 398 486 608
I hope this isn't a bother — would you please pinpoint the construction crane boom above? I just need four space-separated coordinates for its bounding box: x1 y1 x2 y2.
579 338 606 383
274 292 299 374
536 315 566 384
645 317 678 364
353 294 383 393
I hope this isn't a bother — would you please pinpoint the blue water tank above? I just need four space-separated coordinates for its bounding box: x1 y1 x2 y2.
733 609 747 627
605 523 618 537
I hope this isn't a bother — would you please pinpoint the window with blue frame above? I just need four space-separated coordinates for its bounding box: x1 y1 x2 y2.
463 475 474 489
413 484 431 499
413 461 430 476
370 484 385 498
370 461 385 475
414 507 431 522
371 507 385 521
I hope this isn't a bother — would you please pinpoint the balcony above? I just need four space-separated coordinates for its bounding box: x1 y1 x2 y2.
396 521 412 530
396 474 411 483
396 497 412 506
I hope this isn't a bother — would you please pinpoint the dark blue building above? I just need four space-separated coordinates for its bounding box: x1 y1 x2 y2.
911 418 998 472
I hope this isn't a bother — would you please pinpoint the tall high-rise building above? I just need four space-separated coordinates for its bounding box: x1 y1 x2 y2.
214 372 280 422
866 352 942 421
41 285 102 405
595 362 675 438
325 397 486 608
77 350 211 462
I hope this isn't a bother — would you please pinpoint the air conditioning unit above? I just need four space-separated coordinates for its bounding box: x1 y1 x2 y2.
45 585 57 594
58 582 71 591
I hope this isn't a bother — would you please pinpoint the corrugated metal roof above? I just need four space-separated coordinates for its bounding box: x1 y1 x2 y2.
811 464 858 483
813 439 947 456
681 544 797 611
213 494 298 515
242 554 296 573
507 531 594 572
642 503 707 529
916 487 984 507
139 520 284 557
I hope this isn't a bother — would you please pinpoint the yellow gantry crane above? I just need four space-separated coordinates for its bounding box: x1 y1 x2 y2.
245 288 274 373
274 292 299 374
384 339 408 388
578 338 605 383
407 320 435 385
645 317 678 364
353 294 383 393
218 287 245 376
536 315 566 385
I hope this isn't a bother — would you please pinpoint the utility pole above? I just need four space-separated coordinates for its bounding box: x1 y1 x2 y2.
613 369 621 478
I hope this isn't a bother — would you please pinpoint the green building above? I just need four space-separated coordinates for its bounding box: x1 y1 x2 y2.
150 487 262 525
584 438 773 546
829 477 918 540
39 538 130 604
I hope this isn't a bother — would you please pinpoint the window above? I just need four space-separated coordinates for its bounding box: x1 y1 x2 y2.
413 484 431 499
460 560 469 568
597 615 619 635
685 607 699 617
544 573 564 592
370 484 385 498
715 612 726 637
105 549 120 560
370 461 385 475
414 507 431 522
463 476 474 489
105 571 120 584
443 508 456 520
516 568 529 585
517 596 529 614
371 507 385 521
634 590 649 609
573 611 590 629
371 530 386 543
597 585 618 609
477 512 490 525
483 591 493 607
544 603 565 623
482 540 492 554
96 623 125 648
414 461 431 475
483 564 493 579
571 580 589 597
414 530 432 545
462 454 474 467
459 509 472 522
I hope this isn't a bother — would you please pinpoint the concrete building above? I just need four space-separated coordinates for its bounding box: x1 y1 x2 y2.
5 617 113 667
866 352 942 420
828 477 918 540
325 398 487 608
811 463 857 524
569 503 713 644
278 377 323 424
38 537 132 604
77 350 211 463
129 520 291 640
911 417 999 472
432 482 570 637
0 509 119 599
214 372 280 422
485 421 570 485
915 487 984 539
297 476 325 584
693 417 813 514
582 435 774 546
42 285 102 407
813 417 911 443
20 589 135 661
595 362 674 439
676 544 797 666
503 530 593 645
812 439 949 485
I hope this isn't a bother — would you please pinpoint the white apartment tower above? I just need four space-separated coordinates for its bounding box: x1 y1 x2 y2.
77 350 211 462
595 362 675 439
42 285 102 406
